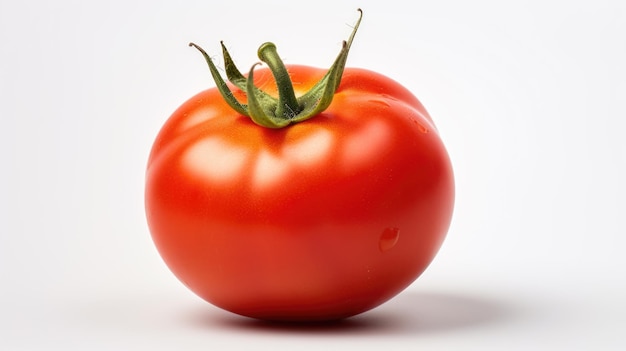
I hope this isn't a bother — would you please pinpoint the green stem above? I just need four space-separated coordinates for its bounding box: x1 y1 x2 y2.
257 42 301 119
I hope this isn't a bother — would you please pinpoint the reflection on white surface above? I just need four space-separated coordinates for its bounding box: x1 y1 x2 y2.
185 289 515 334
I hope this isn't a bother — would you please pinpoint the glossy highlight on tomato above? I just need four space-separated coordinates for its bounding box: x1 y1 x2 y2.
145 10 454 322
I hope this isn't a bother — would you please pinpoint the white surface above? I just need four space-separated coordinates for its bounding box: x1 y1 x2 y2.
1 0 625 349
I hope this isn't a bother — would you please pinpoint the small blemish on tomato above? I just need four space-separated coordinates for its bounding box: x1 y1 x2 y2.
411 119 429 133
379 227 400 252
368 98 391 108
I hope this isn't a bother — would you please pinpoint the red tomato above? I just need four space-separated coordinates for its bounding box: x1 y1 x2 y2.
145 11 454 322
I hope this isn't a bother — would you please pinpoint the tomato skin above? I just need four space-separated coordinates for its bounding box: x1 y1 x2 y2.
145 65 454 321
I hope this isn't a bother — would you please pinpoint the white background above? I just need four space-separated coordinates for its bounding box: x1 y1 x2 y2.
1 0 625 349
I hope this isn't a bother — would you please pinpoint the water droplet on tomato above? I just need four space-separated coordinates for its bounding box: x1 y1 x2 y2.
379 227 400 252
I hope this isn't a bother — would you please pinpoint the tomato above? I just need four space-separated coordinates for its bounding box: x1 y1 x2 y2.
145 10 454 322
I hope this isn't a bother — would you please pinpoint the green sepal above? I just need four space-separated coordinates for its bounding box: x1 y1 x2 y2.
189 9 363 128
220 42 278 111
188 42 249 116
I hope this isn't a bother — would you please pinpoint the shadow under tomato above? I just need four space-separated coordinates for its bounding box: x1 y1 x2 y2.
188 290 516 336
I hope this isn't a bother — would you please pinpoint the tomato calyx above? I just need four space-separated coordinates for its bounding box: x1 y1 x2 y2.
188 9 363 128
